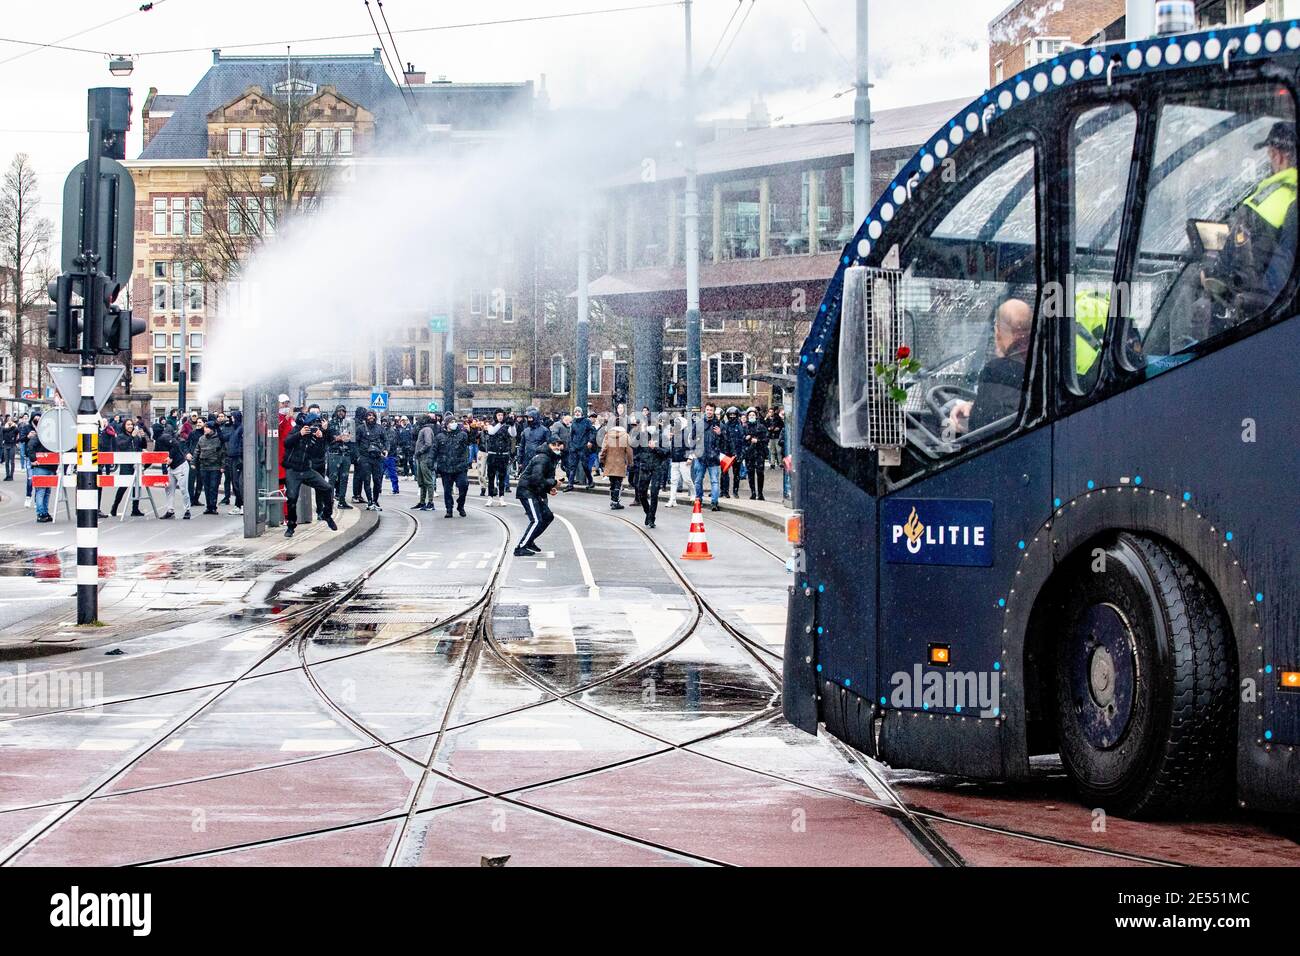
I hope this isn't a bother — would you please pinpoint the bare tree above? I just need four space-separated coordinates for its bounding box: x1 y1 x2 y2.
193 80 342 286
0 153 53 392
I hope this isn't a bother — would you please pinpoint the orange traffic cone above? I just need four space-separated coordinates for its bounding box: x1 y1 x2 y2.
681 499 714 561
720 454 736 474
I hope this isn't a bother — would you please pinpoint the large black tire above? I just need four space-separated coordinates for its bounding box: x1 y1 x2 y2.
1054 533 1235 818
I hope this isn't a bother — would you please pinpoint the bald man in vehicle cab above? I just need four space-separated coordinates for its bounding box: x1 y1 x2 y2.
949 297 1034 437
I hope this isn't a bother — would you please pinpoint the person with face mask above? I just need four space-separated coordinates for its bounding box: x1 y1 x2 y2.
569 407 596 490
194 419 227 516
516 407 551 473
355 411 387 511
432 415 472 518
350 406 368 503
381 416 400 494
633 417 672 528
666 412 693 508
481 409 513 506
742 409 768 500
325 405 354 510
720 406 746 500
412 415 438 511
550 413 574 489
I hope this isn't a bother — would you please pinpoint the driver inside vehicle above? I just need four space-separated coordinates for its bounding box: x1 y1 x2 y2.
1193 120 1297 340
948 297 1033 436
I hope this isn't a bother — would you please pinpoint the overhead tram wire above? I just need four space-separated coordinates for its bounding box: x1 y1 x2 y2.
363 0 419 122
134 2 685 57
798 0 854 73
0 0 167 68
375 0 420 116
710 0 757 75
702 0 744 74
0 2 684 64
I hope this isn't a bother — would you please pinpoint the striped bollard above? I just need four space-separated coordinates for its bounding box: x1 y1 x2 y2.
75 365 99 625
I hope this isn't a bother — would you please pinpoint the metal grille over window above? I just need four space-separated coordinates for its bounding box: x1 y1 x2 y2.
838 265 906 462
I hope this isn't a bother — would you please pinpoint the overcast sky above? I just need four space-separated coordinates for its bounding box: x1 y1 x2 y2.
0 0 1008 249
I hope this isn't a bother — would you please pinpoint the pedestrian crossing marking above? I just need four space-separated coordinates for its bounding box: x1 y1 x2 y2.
279 739 357 752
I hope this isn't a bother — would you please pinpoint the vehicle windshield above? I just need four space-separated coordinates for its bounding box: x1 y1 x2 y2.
1128 83 1297 366
888 144 1039 461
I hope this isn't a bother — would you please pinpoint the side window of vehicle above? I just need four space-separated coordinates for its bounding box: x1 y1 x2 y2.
1066 102 1137 394
893 143 1040 468
1128 83 1297 370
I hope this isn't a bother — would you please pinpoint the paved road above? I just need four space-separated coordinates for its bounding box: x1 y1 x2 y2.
0 485 1296 866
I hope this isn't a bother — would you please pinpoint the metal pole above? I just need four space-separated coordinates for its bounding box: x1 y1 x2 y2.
76 112 103 625
177 254 187 415
442 274 455 415
853 0 873 228
575 199 590 413
683 0 702 410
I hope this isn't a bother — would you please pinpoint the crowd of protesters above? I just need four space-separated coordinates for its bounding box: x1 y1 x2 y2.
4 398 788 538
2 407 243 524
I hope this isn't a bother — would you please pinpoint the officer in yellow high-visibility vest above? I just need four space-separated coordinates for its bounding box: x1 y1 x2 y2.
1197 121 1297 337
1074 288 1110 378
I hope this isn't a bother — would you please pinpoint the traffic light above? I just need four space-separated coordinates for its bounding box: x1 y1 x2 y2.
96 277 142 354
102 305 144 355
46 275 81 352
88 88 131 160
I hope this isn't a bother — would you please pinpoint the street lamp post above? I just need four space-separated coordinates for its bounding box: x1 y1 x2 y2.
683 0 702 411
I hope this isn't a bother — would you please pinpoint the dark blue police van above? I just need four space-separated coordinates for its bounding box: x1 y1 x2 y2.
785 21 1300 816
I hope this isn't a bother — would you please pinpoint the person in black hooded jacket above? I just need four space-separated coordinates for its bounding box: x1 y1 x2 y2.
632 419 671 528
514 435 564 556
431 417 472 518
281 413 337 537
351 406 369 503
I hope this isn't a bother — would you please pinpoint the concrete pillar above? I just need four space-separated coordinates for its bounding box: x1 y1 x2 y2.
712 183 722 265
633 315 664 413
808 169 820 253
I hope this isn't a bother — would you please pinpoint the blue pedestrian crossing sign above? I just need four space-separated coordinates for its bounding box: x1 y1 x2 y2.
370 390 389 411
427 401 440 413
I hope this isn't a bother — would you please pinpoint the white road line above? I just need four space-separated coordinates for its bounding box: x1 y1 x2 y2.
279 738 357 752
554 513 599 601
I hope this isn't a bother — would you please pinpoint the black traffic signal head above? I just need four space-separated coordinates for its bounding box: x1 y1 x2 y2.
46 275 81 353
102 307 145 355
89 88 132 160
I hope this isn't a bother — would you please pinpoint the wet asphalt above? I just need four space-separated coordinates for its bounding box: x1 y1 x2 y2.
0 483 1296 866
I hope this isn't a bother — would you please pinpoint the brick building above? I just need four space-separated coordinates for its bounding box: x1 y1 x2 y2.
990 0 1298 85
122 50 538 418
989 0 1126 86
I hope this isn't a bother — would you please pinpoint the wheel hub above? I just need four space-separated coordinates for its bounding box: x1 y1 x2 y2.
1068 604 1137 750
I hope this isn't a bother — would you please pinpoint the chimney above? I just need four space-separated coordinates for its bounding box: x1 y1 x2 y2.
403 62 426 85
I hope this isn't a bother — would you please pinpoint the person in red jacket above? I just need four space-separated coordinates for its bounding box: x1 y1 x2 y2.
276 393 294 522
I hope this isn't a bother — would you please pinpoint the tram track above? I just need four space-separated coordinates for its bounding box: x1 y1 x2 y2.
103 504 862 867
0 510 422 867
